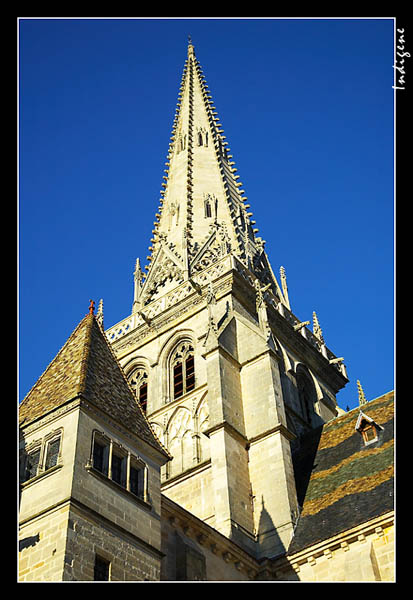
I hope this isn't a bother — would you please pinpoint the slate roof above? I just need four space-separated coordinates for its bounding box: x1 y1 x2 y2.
288 391 394 555
19 312 170 460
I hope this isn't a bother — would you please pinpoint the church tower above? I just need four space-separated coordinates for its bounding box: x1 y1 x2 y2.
19 305 170 581
106 39 349 559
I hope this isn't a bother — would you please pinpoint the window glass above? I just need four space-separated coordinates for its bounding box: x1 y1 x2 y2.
173 362 184 399
25 449 41 481
171 343 195 399
45 437 60 470
139 382 148 413
93 440 108 476
130 465 145 498
111 453 124 486
186 355 195 392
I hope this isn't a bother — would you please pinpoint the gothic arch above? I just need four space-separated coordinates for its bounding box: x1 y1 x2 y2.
158 330 197 402
149 421 165 448
158 329 196 367
194 392 210 464
124 357 151 413
166 406 193 477
194 391 209 430
295 364 318 425
123 355 150 375
274 337 293 373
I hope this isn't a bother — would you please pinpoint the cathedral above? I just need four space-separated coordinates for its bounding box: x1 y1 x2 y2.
18 39 394 582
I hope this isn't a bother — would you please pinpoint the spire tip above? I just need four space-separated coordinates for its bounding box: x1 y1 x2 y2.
88 299 95 315
187 34 195 56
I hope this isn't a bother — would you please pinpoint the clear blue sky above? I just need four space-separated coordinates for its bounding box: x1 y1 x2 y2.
18 17 395 412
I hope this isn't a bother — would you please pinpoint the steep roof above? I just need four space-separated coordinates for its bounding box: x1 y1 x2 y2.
19 311 170 459
288 391 394 554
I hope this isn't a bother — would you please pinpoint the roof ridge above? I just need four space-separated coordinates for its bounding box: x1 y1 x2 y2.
19 312 90 410
331 389 395 425
78 313 94 396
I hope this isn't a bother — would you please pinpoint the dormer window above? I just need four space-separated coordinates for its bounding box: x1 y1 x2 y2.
355 412 381 446
361 423 378 444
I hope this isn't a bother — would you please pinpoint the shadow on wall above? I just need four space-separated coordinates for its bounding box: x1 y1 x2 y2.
256 497 300 581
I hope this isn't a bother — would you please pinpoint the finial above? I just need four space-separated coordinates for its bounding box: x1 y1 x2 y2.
88 299 95 315
280 266 290 310
357 380 367 406
312 311 324 343
134 257 143 281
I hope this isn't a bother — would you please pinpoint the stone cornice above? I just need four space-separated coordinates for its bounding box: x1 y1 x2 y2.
203 420 248 446
161 494 259 579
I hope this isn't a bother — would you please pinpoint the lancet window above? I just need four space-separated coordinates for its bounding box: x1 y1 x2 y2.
171 342 195 400
205 199 212 218
177 132 187 153
128 368 149 414
197 128 208 147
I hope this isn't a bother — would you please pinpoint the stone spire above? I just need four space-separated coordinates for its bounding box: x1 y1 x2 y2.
137 39 286 308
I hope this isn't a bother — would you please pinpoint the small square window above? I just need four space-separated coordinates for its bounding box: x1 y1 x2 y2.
130 465 145 498
93 439 109 476
111 452 126 488
362 425 378 444
94 555 110 581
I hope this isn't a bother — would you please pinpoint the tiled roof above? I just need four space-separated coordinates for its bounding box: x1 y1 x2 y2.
288 391 394 554
19 313 170 459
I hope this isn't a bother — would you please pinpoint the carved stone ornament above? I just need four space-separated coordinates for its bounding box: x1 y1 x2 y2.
191 222 231 274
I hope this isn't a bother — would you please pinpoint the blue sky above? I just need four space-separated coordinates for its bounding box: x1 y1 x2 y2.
18 17 395 411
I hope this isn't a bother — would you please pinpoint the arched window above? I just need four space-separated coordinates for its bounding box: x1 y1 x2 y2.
129 368 149 413
171 342 195 400
296 366 317 425
198 131 203 146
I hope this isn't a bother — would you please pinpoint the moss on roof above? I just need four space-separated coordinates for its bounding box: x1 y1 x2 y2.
288 391 394 554
19 313 170 460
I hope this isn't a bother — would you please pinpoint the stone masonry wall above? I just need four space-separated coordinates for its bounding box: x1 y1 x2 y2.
18 503 70 582
63 505 162 581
